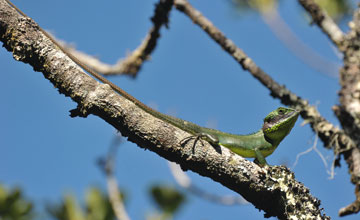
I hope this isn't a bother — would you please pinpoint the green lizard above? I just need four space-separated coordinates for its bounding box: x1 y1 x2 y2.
5 0 299 165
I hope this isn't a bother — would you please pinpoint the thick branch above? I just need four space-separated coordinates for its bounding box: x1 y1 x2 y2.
333 7 360 216
298 0 345 49
299 0 360 216
0 1 328 219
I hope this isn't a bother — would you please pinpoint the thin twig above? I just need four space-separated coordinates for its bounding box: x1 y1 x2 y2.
292 136 317 169
292 133 331 177
298 0 345 49
54 0 174 77
101 135 130 220
168 162 248 205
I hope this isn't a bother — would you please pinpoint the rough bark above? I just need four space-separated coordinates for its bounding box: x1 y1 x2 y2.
299 0 360 216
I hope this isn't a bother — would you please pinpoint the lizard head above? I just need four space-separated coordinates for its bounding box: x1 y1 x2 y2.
262 107 299 146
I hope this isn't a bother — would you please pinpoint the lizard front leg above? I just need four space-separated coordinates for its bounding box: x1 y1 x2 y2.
254 148 268 166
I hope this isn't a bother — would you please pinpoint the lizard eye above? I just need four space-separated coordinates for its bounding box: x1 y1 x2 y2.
278 108 284 114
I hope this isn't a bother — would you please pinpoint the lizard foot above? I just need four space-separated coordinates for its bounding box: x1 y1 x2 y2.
180 134 207 154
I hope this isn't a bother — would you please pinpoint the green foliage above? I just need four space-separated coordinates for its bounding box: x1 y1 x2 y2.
46 194 85 220
46 187 121 220
230 0 281 13
86 187 117 220
231 0 352 21
0 184 34 220
149 184 186 216
314 0 352 21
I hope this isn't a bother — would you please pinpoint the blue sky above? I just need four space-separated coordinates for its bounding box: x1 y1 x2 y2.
0 0 357 219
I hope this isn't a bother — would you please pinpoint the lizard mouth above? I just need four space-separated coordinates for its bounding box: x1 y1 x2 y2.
262 110 299 132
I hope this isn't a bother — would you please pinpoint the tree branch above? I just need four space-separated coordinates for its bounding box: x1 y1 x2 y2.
299 0 360 216
51 0 173 78
298 0 345 49
168 162 248 205
99 135 130 220
0 0 328 218
333 6 360 216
